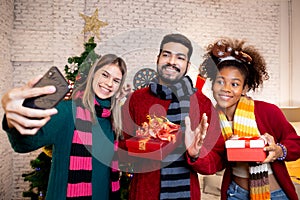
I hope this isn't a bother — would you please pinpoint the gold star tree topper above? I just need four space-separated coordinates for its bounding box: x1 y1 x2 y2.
80 9 108 40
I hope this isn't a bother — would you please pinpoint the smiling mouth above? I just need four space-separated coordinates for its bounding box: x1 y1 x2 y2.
219 94 232 100
99 84 111 93
162 64 180 73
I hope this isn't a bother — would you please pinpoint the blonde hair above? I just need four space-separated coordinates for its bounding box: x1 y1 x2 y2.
73 54 127 139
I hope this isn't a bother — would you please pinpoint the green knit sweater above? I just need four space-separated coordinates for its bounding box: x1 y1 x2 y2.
3 100 115 200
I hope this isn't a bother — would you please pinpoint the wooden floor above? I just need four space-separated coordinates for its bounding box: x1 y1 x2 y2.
287 158 300 184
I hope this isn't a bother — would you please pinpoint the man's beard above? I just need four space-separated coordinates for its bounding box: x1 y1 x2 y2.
157 64 185 85
161 64 181 73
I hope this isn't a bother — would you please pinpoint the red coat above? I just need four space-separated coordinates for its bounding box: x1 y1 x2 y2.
220 101 300 200
195 74 206 93
119 87 225 200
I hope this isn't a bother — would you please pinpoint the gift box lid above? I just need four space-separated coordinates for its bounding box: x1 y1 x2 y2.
126 137 169 152
225 137 266 148
125 130 182 160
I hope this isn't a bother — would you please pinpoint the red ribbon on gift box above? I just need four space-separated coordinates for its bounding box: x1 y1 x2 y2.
237 136 260 140
237 136 263 148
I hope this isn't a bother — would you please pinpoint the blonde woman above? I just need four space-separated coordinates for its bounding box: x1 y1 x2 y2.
2 54 127 199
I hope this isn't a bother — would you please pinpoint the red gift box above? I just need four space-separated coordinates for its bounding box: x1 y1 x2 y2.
225 136 267 162
126 130 182 160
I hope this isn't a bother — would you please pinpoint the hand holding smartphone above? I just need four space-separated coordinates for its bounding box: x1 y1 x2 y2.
22 66 69 109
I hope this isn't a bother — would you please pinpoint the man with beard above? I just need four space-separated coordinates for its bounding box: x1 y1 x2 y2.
119 33 225 200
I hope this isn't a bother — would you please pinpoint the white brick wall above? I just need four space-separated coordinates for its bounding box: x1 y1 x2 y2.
0 0 14 199
0 0 284 199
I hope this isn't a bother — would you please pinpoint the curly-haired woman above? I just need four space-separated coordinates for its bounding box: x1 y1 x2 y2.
201 38 300 200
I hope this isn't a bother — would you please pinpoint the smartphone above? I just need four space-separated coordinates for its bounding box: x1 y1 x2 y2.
22 66 70 109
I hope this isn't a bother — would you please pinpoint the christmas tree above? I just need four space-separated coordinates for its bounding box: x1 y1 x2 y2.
64 36 99 83
119 163 134 200
64 36 99 99
21 146 52 200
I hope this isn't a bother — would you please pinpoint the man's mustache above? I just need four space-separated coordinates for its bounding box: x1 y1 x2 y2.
162 64 180 73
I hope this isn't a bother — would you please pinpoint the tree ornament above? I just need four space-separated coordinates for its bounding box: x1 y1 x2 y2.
80 9 108 40
42 145 53 158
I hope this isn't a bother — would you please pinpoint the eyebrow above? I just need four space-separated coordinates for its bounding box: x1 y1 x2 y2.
102 69 122 81
216 76 242 82
162 50 187 58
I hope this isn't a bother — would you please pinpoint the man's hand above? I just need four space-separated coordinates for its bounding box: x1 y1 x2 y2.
185 113 209 158
2 76 58 135
116 83 132 100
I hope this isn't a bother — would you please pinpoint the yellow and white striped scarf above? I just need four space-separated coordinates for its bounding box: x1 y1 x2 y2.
218 96 271 200
219 96 260 140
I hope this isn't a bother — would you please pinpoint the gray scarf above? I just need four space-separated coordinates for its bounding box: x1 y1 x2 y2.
149 76 195 200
